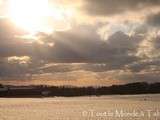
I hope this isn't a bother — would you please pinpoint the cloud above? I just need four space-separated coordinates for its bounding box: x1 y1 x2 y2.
0 17 159 85
147 12 160 27
0 18 32 57
126 58 160 72
0 18 143 64
0 18 25 37
0 0 160 86
35 25 141 66
117 72 160 83
0 57 31 80
0 22 145 84
83 0 160 16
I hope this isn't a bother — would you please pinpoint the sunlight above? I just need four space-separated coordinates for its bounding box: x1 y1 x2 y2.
8 0 71 34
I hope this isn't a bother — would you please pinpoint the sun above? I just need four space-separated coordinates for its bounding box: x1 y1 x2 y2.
8 0 71 34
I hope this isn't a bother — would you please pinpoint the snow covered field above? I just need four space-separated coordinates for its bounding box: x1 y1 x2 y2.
0 94 160 120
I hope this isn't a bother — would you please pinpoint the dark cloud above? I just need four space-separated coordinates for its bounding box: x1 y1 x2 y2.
134 24 148 35
0 59 31 80
147 12 160 27
38 26 141 66
126 59 160 72
0 23 143 64
0 18 32 57
83 0 160 16
152 35 160 50
0 20 156 84
117 72 160 83
126 34 160 73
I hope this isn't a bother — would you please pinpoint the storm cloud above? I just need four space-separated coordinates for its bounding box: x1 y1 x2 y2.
83 0 160 16
147 12 160 27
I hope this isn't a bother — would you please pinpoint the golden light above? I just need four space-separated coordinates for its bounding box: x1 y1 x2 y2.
8 0 73 34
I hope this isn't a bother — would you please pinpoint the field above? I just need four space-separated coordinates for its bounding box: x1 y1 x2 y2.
0 94 160 120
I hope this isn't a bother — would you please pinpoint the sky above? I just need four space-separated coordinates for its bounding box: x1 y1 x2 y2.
0 0 160 86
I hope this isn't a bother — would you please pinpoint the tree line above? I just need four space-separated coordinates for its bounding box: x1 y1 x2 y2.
0 82 160 97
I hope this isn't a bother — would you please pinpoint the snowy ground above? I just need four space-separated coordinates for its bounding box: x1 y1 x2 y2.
0 94 160 120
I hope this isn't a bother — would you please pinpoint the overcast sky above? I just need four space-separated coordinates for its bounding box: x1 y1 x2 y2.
0 0 160 86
